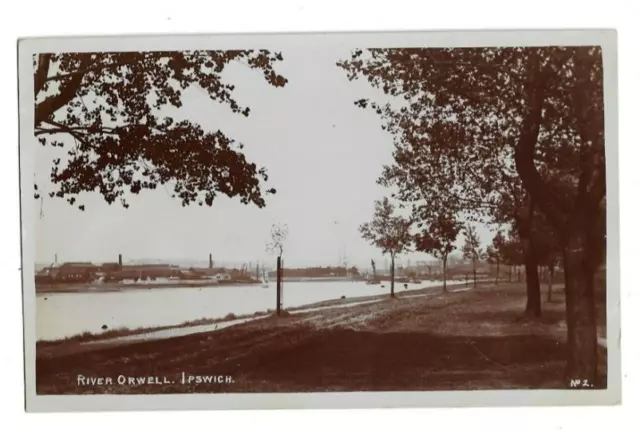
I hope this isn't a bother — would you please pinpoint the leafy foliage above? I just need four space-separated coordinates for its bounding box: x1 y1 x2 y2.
414 214 461 262
496 228 525 266
462 224 481 263
337 46 604 243
34 50 288 209
485 231 505 265
359 197 413 257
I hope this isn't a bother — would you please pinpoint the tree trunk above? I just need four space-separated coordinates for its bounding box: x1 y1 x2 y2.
473 257 477 288
508 265 512 282
495 260 500 285
516 200 542 317
512 62 602 385
563 231 598 384
442 257 447 292
390 256 395 298
523 251 542 317
276 256 282 316
547 263 554 302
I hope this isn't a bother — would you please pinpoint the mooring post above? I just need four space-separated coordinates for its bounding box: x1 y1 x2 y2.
276 256 282 316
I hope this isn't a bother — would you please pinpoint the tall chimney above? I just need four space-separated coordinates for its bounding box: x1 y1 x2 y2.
118 254 122 267
54 253 58 265
209 253 213 269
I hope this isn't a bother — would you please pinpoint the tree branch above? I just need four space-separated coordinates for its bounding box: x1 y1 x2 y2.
42 58 131 84
514 69 567 232
35 54 93 125
35 124 120 136
34 54 52 95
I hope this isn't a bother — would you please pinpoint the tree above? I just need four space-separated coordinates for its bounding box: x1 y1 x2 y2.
359 197 412 297
266 223 289 258
266 222 288 316
462 225 482 288
414 214 461 292
487 230 507 284
33 51 288 210
341 62 545 317
527 209 562 302
484 244 498 284
338 46 606 383
498 230 525 283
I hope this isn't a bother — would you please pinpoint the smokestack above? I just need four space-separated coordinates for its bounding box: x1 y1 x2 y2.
209 254 213 269
54 253 58 265
118 254 122 267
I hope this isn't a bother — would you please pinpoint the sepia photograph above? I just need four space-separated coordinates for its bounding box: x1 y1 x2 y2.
18 29 619 411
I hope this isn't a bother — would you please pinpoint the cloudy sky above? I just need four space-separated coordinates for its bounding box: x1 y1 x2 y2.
34 44 493 268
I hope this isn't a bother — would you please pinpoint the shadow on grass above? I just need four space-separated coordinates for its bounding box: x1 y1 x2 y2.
36 326 605 394
457 307 566 325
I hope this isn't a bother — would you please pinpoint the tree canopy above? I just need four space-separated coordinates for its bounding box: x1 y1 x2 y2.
34 50 288 210
359 197 412 258
413 214 461 262
462 224 481 262
337 46 604 237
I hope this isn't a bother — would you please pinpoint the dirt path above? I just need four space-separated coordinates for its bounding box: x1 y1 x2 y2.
35 282 607 394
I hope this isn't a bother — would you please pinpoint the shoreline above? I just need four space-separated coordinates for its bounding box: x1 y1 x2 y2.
35 280 258 294
35 276 488 295
35 281 483 350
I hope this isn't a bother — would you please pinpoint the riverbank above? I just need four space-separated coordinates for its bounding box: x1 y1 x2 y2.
36 281 458 351
35 276 472 294
35 280 260 294
35 281 607 394
35 277 364 294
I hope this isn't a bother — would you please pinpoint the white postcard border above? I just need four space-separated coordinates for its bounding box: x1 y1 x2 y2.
18 29 620 412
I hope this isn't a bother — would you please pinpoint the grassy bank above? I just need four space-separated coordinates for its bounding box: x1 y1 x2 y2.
35 281 607 394
36 310 274 350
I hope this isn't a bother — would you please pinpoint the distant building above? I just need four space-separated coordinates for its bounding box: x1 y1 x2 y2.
100 262 121 272
54 262 99 283
35 266 60 283
215 273 231 281
189 268 224 279
108 264 177 281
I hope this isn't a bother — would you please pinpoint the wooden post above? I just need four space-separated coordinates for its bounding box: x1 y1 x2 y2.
473 258 477 288
443 257 447 292
390 256 395 298
276 256 282 316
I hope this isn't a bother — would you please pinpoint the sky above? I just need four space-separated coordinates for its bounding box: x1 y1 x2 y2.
34 44 494 268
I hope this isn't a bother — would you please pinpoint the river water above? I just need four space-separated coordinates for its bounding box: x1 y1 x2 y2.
36 279 453 341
